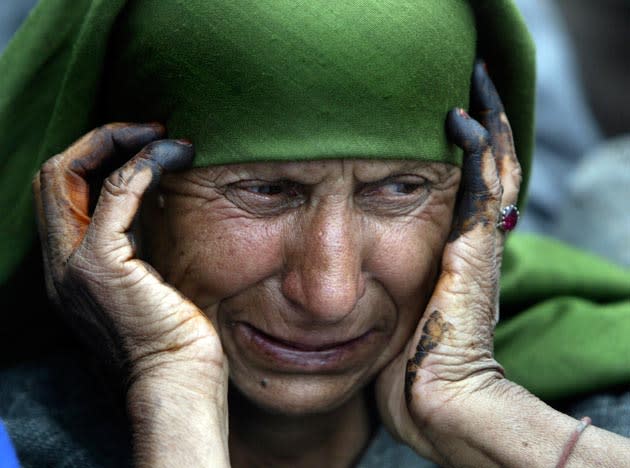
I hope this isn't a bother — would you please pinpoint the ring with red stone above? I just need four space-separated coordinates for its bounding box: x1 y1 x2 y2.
497 204 520 232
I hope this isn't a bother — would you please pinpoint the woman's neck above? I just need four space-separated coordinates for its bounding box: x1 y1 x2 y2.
228 389 374 468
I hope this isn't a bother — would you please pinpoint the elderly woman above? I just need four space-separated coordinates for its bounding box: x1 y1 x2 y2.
1 0 630 467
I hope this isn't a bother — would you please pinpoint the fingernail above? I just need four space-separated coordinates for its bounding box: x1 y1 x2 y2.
458 108 470 119
176 138 193 146
142 140 195 172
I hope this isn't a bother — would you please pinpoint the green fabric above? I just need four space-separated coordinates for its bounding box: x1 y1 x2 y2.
104 0 476 166
104 0 535 174
498 234 630 399
0 0 126 285
0 0 627 402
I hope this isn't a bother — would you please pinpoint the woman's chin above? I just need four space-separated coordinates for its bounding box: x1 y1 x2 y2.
219 319 398 416
229 371 372 417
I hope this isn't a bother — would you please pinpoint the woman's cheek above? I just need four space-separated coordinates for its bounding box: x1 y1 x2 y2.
161 206 287 308
365 215 447 306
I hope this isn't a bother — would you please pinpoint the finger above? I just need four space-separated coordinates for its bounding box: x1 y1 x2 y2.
75 140 224 368
84 139 194 264
470 60 521 210
405 110 503 400
38 123 165 277
446 108 502 244
470 61 522 275
443 107 502 313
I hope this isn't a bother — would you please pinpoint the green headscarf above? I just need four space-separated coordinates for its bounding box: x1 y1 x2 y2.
0 0 628 400
102 0 533 170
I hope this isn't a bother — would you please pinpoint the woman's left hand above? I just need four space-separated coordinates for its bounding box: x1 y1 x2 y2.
375 61 523 466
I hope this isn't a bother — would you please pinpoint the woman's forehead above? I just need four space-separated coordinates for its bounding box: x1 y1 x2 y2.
188 159 457 183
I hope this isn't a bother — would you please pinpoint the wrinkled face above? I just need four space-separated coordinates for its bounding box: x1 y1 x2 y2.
141 159 460 415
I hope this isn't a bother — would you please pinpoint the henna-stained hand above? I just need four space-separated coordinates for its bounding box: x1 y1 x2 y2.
33 123 231 466
375 61 522 466
32 123 227 387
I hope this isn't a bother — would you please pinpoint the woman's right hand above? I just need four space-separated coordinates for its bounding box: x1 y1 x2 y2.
32 123 230 467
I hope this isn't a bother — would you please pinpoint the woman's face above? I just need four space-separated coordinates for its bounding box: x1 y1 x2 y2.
141 159 460 415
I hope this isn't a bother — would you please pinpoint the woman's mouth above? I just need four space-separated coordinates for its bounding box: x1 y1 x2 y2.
232 322 383 373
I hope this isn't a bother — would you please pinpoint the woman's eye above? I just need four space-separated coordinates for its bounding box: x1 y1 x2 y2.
380 182 424 195
361 177 428 197
358 176 430 215
244 182 299 197
225 180 306 215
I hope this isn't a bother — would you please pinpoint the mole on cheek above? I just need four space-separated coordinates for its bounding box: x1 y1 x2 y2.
260 379 268 388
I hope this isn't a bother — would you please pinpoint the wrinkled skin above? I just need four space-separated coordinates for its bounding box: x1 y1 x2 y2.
139 158 462 418
375 62 522 465
33 62 522 466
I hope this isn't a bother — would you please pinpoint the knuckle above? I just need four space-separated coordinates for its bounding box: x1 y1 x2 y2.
466 127 490 153
100 122 125 132
84 122 128 152
88 125 114 150
487 177 503 201
478 126 491 146
448 111 491 152
39 154 64 179
95 122 125 139
101 166 148 203
102 168 132 197
510 163 523 185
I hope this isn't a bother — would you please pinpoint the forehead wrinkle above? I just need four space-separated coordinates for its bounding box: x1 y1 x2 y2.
206 160 337 182
250 159 440 181
350 159 449 182
183 159 456 186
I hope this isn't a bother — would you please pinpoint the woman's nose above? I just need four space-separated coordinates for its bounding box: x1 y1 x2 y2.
281 204 366 323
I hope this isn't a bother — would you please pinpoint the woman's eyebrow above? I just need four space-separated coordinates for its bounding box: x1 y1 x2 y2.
208 161 333 182
351 161 454 182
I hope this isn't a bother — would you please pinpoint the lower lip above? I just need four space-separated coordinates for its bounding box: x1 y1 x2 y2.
232 323 381 373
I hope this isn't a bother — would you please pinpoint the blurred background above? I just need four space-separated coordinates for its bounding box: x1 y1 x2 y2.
1 0 629 265
518 0 630 266
556 0 630 138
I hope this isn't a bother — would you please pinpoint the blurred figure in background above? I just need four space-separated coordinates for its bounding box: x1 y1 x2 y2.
513 0 601 235
557 0 630 138
517 0 629 266
552 0 630 266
